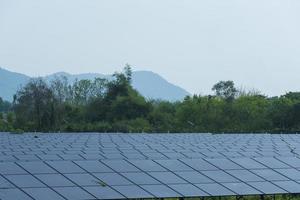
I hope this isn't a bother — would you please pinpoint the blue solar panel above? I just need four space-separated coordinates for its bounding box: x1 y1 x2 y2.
128 159 167 172
0 176 14 189
83 186 124 199
101 160 140 172
222 182 260 195
17 161 56 174
23 188 65 200
275 169 300 180
148 171 187 184
141 184 180 198
2 132 300 199
230 158 267 169
0 188 32 200
93 173 132 186
253 157 290 169
200 171 239 183
248 181 287 194
196 183 236 196
251 169 289 181
180 158 218 171
113 185 154 198
121 172 160 185
169 184 209 197
64 173 100 186
175 171 214 184
54 186 95 200
74 160 113 173
205 158 243 170
0 163 27 175
273 181 300 193
5 174 45 188
35 174 75 187
46 161 85 173
226 170 264 182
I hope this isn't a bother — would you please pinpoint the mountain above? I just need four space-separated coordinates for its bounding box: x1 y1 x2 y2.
0 68 30 101
0 68 190 102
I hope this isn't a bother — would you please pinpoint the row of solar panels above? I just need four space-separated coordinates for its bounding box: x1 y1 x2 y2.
1 133 300 163
2 156 300 199
1 150 299 162
2 133 300 199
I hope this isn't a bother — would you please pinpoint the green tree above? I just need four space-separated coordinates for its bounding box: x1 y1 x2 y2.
212 80 237 101
13 78 55 131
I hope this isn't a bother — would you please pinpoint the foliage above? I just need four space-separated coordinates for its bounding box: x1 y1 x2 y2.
0 97 11 112
212 80 237 101
4 66 300 133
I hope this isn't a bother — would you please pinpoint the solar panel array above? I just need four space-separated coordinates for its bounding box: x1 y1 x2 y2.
1 133 300 199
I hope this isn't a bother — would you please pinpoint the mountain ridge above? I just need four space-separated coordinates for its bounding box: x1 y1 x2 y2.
0 67 190 102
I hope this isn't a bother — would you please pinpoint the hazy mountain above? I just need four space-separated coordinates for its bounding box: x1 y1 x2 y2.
0 68 190 102
0 68 30 101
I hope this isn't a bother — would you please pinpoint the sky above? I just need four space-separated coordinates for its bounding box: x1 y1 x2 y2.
0 0 300 96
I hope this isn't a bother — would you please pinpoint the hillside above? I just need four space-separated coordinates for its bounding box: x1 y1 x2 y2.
0 68 190 101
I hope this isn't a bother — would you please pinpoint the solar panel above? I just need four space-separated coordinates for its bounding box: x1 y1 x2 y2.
253 157 290 169
83 186 125 199
35 174 75 187
251 169 289 181
200 170 239 183
141 184 180 198
121 172 160 185
0 162 27 175
0 188 32 200
180 158 218 171
101 160 140 172
247 181 287 194
230 158 267 169
148 171 187 184
154 159 193 171
5 174 45 188
0 175 14 189
3 132 300 199
54 186 95 199
226 170 264 182
222 182 260 195
113 185 154 199
196 183 236 196
175 171 214 184
74 160 113 173
168 184 209 197
277 157 300 168
64 173 100 186
127 159 167 172
205 158 243 170
273 181 300 193
17 161 56 174
46 161 85 173
23 188 65 200
275 168 300 180
93 173 132 186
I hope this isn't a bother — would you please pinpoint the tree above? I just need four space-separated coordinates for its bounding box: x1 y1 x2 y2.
0 97 11 112
13 78 56 131
50 76 70 103
124 64 132 83
268 97 293 131
72 79 93 105
212 80 237 101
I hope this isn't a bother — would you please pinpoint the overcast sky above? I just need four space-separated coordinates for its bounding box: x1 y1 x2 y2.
0 0 300 96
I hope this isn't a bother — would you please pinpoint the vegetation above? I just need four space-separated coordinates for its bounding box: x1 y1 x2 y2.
1 66 300 133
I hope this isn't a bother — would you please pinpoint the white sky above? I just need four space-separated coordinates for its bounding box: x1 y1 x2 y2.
0 0 300 96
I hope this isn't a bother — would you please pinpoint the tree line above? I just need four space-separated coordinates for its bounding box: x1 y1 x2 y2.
1 66 300 133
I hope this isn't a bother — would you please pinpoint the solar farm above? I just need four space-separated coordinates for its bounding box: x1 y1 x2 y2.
1 133 300 200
